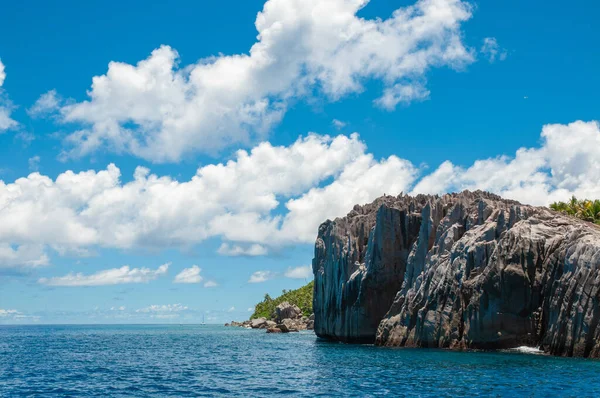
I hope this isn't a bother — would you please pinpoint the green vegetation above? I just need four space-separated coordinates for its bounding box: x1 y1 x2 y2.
250 281 314 320
550 196 600 225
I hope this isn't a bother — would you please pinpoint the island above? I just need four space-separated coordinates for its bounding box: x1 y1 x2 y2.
226 282 314 333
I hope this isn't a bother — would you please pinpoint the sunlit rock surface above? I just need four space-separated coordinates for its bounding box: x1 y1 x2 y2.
312 191 600 357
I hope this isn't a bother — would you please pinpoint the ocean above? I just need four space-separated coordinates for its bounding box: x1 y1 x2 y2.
1 324 599 397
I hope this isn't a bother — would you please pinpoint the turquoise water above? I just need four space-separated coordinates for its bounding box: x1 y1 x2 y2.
1 325 599 397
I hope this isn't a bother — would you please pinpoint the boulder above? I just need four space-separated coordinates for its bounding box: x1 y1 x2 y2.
275 302 302 323
281 318 302 332
266 327 283 333
250 317 268 329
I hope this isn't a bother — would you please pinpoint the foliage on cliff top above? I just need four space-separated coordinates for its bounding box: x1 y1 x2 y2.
550 197 600 225
250 281 314 320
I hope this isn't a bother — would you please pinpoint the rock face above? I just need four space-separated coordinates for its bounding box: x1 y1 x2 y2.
275 302 302 323
312 191 600 357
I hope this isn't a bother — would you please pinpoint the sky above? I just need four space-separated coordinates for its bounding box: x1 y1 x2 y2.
0 0 599 324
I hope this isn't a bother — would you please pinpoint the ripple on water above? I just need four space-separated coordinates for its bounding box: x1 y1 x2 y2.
1 325 599 397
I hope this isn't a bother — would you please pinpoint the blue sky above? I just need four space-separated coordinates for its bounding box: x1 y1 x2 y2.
0 0 599 324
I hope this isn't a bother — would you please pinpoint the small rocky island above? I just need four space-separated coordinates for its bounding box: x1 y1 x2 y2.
226 301 314 333
313 190 600 358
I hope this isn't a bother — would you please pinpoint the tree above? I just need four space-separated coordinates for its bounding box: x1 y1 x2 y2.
550 197 600 225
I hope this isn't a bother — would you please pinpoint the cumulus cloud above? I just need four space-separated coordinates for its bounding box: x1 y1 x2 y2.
38 262 169 286
0 244 49 268
173 265 203 284
27 89 60 118
480 37 507 63
248 270 275 283
204 281 218 288
48 0 474 162
4 121 600 265
284 265 313 279
412 120 600 205
217 243 268 257
0 58 18 132
332 119 347 130
374 81 430 110
278 152 417 242
0 133 417 264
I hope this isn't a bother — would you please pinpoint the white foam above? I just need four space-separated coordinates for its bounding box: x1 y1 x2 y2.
511 346 544 354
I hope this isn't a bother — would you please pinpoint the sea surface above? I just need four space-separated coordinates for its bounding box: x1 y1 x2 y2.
1 324 599 397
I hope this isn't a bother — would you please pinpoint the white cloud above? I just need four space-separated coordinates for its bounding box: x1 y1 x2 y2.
4 120 600 266
284 265 312 279
332 119 347 130
248 270 275 283
174 265 203 284
374 82 430 110
52 0 474 162
110 306 126 311
0 308 40 323
28 156 40 172
227 306 236 313
217 243 268 257
480 37 507 63
204 281 218 288
278 153 418 242
27 89 60 118
412 120 600 205
0 60 5 87
247 307 255 312
0 309 19 317
0 133 417 263
38 262 169 286
0 244 49 268
0 58 18 132
136 303 187 313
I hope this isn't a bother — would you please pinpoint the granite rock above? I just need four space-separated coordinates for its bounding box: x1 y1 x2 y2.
312 191 600 357
275 302 303 323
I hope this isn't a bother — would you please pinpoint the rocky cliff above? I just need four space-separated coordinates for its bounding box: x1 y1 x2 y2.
312 191 600 357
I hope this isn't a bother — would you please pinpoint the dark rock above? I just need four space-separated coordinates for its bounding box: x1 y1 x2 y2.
312 190 600 358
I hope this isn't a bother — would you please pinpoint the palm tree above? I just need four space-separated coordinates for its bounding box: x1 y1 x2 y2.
550 197 600 225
